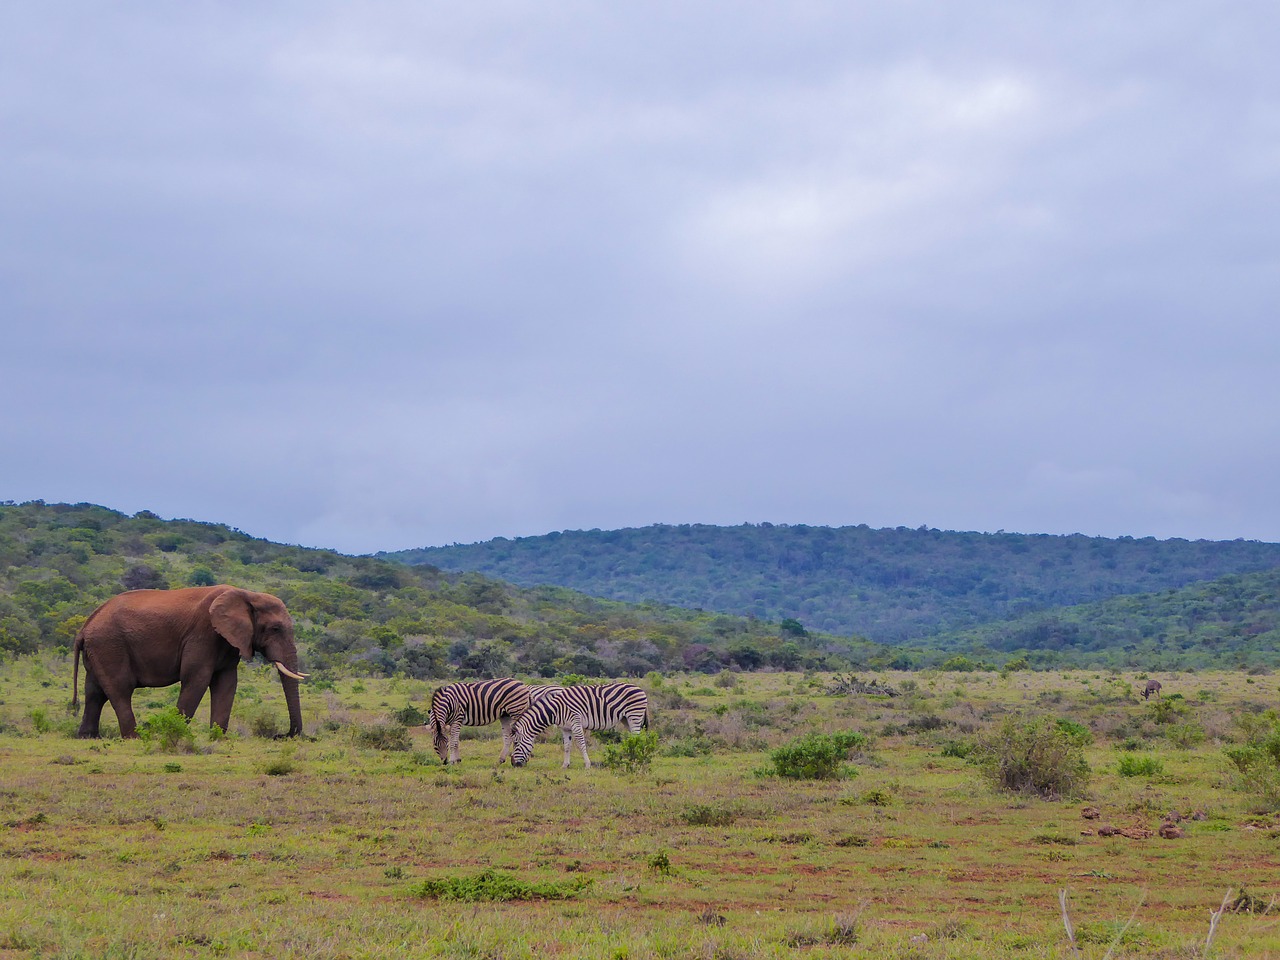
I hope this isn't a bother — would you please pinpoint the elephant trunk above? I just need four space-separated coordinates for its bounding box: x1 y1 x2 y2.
278 673 304 737
270 652 305 737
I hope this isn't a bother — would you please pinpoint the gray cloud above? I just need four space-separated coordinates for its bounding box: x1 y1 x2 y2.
3 3 1278 552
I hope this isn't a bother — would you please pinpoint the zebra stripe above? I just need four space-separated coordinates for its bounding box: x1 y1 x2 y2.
510 681 649 768
428 678 531 764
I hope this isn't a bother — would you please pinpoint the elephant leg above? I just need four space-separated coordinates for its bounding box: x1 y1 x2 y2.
111 690 140 739
77 670 109 738
207 668 238 731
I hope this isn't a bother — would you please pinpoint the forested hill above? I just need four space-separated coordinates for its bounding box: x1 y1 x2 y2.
384 523 1280 642
0 502 879 677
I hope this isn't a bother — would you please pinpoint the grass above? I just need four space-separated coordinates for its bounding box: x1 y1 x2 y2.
1 658 1280 956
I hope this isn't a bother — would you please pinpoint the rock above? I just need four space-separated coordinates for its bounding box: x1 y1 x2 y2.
1081 806 1101 820
1098 824 1120 837
1159 822 1185 839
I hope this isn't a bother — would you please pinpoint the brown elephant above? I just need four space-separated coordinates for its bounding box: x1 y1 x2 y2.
72 585 307 738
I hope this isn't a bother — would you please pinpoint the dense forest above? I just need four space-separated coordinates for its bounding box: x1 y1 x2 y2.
387 523 1280 642
0 502 881 678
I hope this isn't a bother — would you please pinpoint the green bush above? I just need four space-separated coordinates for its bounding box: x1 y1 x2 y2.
411 869 590 902
354 722 413 752
1054 718 1093 746
600 732 659 773
680 803 738 826
1224 712 1280 810
390 704 426 726
972 715 1090 800
138 707 195 754
765 731 867 780
1117 754 1164 777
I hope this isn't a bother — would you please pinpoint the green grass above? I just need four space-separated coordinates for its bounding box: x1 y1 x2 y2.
1 659 1279 956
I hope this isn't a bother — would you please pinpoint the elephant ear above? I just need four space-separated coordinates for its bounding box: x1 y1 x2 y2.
210 589 255 662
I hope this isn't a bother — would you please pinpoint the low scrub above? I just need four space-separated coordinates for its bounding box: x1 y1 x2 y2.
354 722 413 752
1224 711 1280 810
764 731 868 780
137 707 195 754
600 732 659 773
1117 754 1164 778
972 715 1090 800
410 869 591 902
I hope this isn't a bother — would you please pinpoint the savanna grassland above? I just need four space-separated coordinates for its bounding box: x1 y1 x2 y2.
2 660 1280 959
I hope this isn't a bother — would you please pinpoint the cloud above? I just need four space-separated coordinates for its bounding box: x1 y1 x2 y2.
2 3 1279 552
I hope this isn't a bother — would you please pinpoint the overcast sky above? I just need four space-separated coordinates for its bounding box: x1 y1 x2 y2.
3 3 1278 554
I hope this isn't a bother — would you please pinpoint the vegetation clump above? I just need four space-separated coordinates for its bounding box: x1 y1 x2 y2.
764 731 868 780
972 715 1090 800
600 731 659 773
410 869 590 902
137 707 195 754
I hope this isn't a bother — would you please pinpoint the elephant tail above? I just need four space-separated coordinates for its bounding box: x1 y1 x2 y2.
71 630 85 709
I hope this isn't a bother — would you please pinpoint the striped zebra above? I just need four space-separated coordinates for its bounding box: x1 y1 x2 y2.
427 678 531 764
510 681 649 769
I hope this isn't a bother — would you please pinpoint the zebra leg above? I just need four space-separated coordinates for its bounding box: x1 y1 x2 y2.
572 719 591 769
449 721 462 763
498 716 513 764
560 725 572 768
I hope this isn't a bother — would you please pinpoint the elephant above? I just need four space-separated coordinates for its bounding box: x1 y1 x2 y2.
72 585 308 738
1142 679 1163 700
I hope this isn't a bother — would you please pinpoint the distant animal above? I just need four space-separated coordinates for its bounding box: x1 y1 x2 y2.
72 586 307 738
1142 679 1163 700
428 678 531 764
509 681 649 769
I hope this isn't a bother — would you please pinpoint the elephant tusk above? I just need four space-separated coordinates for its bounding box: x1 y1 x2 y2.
272 661 309 681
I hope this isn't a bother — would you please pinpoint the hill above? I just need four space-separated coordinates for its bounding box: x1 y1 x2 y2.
0 501 876 678
384 523 1280 642
929 565 1280 671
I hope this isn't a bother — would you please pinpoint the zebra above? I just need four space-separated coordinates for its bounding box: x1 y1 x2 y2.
427 678 531 764
509 681 649 769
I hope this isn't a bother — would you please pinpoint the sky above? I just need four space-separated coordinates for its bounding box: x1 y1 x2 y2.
3 3 1279 554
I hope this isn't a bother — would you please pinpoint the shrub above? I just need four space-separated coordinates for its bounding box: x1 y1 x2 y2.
601 732 659 773
245 705 283 739
354 722 413 752
138 707 195 754
411 869 590 902
1117 755 1164 778
765 731 866 780
1224 713 1280 810
391 704 426 726
680 803 738 826
940 739 975 759
972 715 1090 800
1055 718 1093 746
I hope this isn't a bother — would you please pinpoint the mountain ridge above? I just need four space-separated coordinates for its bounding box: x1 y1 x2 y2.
383 522 1280 642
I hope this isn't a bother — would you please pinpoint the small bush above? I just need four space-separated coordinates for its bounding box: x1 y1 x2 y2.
1116 754 1164 778
940 739 975 759
680 803 738 826
972 715 1090 800
391 704 426 726
411 869 590 902
765 731 866 780
600 732 659 773
245 705 284 739
138 707 195 754
1055 718 1093 746
354 722 412 752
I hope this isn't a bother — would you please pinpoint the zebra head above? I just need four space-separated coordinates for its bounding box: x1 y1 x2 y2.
428 712 449 762
510 689 560 767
